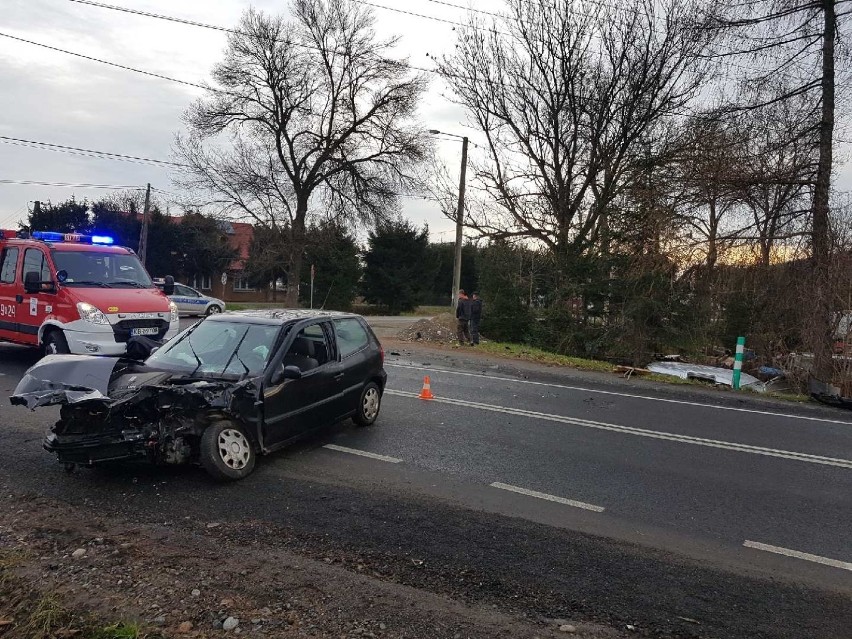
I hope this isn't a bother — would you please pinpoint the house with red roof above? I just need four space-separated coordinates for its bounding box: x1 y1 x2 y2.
185 219 277 304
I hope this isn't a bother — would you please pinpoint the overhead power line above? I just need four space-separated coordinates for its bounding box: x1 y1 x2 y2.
65 0 816 115
0 31 211 93
0 179 146 190
0 136 185 168
419 0 503 19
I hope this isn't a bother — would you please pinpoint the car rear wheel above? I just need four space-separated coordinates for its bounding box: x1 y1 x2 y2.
353 382 382 427
43 329 70 355
206 305 222 316
199 421 256 481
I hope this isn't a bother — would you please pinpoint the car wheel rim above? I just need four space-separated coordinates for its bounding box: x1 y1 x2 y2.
46 342 57 354
217 428 251 470
209 306 221 314
362 388 380 420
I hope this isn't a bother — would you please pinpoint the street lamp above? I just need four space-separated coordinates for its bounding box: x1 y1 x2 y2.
430 129 468 310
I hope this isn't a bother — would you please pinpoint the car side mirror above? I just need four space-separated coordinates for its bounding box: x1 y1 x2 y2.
163 275 175 296
272 365 302 385
24 270 54 294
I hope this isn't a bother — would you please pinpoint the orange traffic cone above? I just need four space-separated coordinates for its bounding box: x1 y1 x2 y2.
419 375 434 400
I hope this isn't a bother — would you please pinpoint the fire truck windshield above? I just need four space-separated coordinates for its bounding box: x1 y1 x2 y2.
51 250 154 288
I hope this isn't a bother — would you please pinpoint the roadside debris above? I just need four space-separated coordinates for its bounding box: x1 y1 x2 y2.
646 361 764 391
614 365 651 379
397 314 459 343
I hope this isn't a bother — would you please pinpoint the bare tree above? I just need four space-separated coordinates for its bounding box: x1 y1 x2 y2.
709 0 849 381
668 117 745 269
175 0 429 305
733 96 816 264
438 0 715 258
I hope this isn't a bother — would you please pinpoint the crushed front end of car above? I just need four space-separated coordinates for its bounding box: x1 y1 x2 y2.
10 354 259 470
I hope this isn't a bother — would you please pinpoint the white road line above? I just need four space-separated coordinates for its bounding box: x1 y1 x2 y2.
385 389 852 469
490 482 605 512
322 444 403 464
386 363 852 426
743 540 852 572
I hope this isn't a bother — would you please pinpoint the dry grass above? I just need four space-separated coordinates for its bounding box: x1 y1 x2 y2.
475 341 614 372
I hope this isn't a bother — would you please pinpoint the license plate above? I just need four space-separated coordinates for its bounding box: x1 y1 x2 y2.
130 327 159 336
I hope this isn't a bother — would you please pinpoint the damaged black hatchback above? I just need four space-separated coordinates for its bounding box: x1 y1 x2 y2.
11 310 387 481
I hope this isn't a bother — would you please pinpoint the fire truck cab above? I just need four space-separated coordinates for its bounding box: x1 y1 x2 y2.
0 230 179 355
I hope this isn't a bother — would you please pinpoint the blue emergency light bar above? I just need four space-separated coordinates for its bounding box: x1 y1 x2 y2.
31 231 115 245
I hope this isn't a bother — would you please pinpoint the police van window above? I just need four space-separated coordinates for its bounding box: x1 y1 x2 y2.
334 318 369 358
0 248 18 283
23 249 50 282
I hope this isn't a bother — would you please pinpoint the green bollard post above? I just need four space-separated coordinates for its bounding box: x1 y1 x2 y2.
732 336 745 390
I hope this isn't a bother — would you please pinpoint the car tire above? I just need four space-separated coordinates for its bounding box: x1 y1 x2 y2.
353 382 382 427
199 421 256 481
206 305 222 316
43 329 70 355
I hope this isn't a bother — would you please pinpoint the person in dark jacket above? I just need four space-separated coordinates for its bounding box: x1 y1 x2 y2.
469 292 483 345
456 289 472 345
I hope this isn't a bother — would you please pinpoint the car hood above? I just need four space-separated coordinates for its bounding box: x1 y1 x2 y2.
10 355 118 409
10 354 258 410
64 287 171 314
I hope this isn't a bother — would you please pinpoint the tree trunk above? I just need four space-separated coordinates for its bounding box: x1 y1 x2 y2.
707 200 718 269
811 0 836 383
285 201 308 308
760 242 771 267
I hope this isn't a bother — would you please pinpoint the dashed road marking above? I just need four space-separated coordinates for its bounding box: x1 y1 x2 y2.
323 444 403 464
385 389 852 469
743 540 852 571
386 363 852 427
490 482 605 512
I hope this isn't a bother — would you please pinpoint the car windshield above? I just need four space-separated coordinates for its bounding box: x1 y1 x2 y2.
51 250 153 288
146 320 282 377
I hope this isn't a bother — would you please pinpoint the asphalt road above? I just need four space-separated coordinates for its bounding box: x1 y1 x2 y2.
1 321 852 638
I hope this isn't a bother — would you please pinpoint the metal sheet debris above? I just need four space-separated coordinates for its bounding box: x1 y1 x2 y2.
647 361 764 391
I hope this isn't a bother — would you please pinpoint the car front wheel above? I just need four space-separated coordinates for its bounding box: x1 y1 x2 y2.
353 382 382 427
199 421 256 481
43 330 70 355
206 305 222 316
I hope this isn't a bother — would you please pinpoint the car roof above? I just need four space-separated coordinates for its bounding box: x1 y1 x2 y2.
205 309 362 326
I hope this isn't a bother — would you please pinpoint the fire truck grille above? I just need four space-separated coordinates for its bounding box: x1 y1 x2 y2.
112 319 170 343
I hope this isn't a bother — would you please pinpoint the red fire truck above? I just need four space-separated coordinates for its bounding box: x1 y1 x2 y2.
0 230 179 355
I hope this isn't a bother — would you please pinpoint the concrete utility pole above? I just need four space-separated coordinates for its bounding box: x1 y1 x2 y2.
430 130 469 310
452 136 469 311
138 183 151 267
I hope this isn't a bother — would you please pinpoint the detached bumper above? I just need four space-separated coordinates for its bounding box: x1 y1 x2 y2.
44 431 148 465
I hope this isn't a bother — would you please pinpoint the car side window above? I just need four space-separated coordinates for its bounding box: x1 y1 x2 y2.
334 318 370 358
281 324 331 372
23 248 50 282
175 284 195 296
0 248 18 283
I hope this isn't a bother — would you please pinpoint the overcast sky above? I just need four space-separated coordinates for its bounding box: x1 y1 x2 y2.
1 0 850 238
0 0 497 240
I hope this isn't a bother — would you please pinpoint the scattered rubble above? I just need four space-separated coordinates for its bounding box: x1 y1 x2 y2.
397 314 459 343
